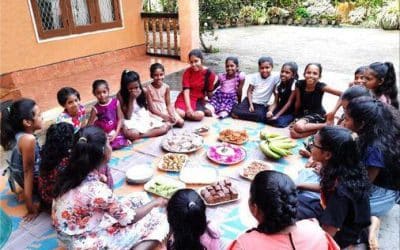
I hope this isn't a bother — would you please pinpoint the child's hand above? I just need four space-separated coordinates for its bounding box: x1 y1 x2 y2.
23 204 40 222
325 112 335 125
187 109 195 117
271 116 279 120
266 111 273 118
249 105 255 112
154 197 168 207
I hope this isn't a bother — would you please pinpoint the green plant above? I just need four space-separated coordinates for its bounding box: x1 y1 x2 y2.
377 0 400 30
295 7 310 19
239 5 258 22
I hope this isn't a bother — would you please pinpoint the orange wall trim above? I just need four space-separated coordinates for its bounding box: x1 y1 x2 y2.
0 0 145 74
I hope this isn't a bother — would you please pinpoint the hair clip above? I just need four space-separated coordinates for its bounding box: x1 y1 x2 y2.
188 201 196 209
7 106 11 112
124 69 130 74
78 137 87 143
351 132 358 141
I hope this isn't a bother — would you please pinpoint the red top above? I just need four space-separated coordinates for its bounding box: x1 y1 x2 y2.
175 67 216 111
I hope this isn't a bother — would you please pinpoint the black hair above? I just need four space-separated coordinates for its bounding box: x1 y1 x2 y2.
304 63 323 77
1 98 36 150
225 56 239 68
92 79 109 95
188 49 203 62
53 126 107 197
57 87 81 106
341 85 371 101
40 122 74 175
347 97 400 188
167 189 207 250
368 62 398 109
258 56 273 67
150 63 165 78
355 66 368 76
281 61 299 81
249 170 297 234
119 70 147 109
318 126 370 199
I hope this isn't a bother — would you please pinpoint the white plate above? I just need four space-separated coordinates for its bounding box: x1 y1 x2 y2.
161 132 204 153
126 164 154 184
179 167 218 184
198 186 240 206
240 160 273 181
144 176 186 199
157 153 188 172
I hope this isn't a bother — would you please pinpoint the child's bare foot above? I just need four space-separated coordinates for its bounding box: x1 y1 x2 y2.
299 148 311 158
369 216 380 250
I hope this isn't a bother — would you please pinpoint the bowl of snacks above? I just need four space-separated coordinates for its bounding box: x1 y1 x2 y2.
157 153 188 172
218 129 249 145
240 160 273 181
193 126 209 136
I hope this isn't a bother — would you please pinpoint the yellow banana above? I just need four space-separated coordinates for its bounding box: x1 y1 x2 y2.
271 141 297 149
268 135 290 141
260 131 281 140
260 141 281 159
269 143 290 157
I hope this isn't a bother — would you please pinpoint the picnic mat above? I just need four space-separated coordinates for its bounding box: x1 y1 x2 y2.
0 117 307 249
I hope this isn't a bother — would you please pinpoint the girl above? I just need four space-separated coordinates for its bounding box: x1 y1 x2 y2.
88 79 129 149
56 87 86 133
1 98 43 221
52 126 169 249
350 66 368 86
166 189 221 250
146 63 184 127
174 49 217 121
39 122 74 210
229 170 339 250
207 56 245 119
117 70 170 140
290 63 342 139
297 126 371 249
231 56 280 123
364 62 398 109
266 62 298 127
344 97 400 248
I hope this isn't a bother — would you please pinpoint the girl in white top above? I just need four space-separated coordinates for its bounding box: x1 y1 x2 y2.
117 70 170 141
231 56 280 123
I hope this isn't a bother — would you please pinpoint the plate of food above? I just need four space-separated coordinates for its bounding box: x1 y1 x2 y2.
218 129 249 145
144 176 185 199
179 166 218 184
193 126 209 136
207 143 246 165
126 164 154 184
161 132 204 153
240 160 273 181
199 179 240 206
157 153 188 172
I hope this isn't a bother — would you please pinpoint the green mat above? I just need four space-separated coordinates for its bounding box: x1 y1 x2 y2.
0 208 12 249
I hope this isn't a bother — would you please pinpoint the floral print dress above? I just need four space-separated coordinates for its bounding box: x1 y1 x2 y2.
52 170 169 249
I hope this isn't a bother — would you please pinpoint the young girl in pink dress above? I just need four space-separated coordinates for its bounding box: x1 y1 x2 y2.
207 56 245 118
146 63 184 127
88 79 129 150
56 87 86 133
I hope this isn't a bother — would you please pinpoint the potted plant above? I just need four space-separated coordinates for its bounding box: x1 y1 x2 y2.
377 2 400 30
268 7 281 24
295 7 310 26
239 6 257 25
320 14 329 25
252 8 268 25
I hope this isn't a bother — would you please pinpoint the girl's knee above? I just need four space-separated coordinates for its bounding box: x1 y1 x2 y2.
175 119 184 128
123 128 139 141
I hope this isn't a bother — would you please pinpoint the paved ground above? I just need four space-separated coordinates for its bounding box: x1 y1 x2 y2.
176 25 399 250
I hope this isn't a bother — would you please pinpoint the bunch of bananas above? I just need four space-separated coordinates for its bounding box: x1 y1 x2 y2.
259 131 297 160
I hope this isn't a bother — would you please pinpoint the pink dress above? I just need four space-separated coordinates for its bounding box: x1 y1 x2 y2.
147 83 180 120
228 219 339 250
93 98 129 149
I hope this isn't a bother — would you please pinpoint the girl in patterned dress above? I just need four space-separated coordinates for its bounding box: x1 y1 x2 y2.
56 87 86 133
52 126 169 249
146 63 184 127
207 56 245 119
88 79 129 149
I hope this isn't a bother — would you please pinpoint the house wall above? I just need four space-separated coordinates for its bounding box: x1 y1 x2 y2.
0 0 145 74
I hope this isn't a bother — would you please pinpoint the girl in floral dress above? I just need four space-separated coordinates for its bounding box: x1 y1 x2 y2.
56 87 86 133
52 126 169 249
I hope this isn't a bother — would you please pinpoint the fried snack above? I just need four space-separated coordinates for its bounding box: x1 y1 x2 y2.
242 161 271 180
219 129 249 144
160 153 187 171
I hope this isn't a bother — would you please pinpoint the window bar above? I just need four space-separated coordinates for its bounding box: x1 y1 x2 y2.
158 18 164 55
152 18 157 54
173 19 178 56
144 18 150 53
166 18 171 56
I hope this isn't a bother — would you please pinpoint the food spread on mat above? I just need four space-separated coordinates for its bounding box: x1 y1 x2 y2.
158 153 187 172
200 179 239 205
207 143 246 165
241 161 272 180
162 132 203 153
259 130 297 160
218 129 249 145
145 176 185 198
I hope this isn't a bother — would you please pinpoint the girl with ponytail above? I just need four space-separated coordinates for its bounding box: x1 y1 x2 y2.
364 62 398 109
229 170 339 250
1 98 43 221
52 126 169 249
167 189 221 250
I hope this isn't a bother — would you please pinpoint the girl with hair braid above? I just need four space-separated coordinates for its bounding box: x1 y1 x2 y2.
229 170 339 250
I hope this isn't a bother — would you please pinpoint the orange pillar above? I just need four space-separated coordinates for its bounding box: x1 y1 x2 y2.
178 0 199 63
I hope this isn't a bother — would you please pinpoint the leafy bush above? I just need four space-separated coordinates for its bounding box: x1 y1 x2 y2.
295 7 310 19
377 0 400 29
239 5 258 22
303 0 336 18
348 6 367 24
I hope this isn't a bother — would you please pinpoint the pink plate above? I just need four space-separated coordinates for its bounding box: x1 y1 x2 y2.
207 143 246 165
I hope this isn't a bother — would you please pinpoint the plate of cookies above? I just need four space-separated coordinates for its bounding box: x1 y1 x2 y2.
199 179 240 206
157 153 188 172
240 160 273 181
218 129 249 145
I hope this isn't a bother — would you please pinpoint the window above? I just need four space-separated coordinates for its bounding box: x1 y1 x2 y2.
30 0 122 39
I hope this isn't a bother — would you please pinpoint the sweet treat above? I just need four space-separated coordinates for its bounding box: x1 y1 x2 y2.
200 179 239 205
242 161 272 180
219 129 249 145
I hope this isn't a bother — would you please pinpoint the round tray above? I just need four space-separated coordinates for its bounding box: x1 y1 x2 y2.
161 133 203 153
126 164 154 184
207 143 246 165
